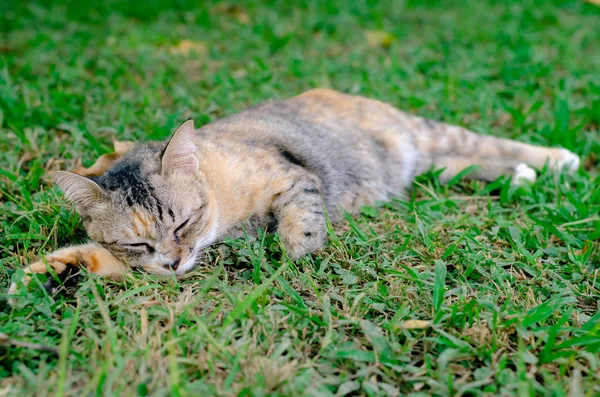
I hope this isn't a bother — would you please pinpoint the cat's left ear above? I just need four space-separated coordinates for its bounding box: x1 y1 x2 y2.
161 119 199 175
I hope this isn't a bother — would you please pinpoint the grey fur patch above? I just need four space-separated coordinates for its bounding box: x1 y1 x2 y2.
92 143 164 212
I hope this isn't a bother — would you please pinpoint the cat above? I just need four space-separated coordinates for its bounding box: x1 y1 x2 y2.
8 89 580 300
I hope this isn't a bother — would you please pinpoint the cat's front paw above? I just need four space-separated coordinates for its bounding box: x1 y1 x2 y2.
7 244 128 306
8 259 82 306
9 262 48 306
549 149 580 174
8 274 32 306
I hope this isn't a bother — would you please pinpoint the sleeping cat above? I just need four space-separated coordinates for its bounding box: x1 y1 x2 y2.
8 89 580 298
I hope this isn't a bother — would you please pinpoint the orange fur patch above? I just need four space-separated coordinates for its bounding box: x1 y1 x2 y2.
132 210 153 238
87 253 100 273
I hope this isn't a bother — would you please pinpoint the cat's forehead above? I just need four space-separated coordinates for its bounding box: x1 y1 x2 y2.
91 145 167 216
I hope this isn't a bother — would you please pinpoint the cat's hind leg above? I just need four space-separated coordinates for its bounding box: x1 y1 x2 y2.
8 243 128 304
412 118 580 184
427 156 538 185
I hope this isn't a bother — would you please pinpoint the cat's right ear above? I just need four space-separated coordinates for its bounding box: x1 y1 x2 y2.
51 171 107 215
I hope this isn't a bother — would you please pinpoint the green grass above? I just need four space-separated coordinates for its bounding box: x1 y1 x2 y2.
1 0 599 395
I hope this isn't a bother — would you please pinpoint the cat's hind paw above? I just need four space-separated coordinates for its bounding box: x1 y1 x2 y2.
512 163 537 186
550 149 580 174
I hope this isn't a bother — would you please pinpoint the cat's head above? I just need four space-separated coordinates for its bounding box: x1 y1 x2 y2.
52 120 219 275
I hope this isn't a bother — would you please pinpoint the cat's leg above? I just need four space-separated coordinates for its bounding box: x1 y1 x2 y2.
411 118 580 184
8 243 128 302
413 119 580 174
426 156 538 185
271 177 327 259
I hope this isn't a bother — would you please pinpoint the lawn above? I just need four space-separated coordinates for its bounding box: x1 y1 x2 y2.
1 0 599 395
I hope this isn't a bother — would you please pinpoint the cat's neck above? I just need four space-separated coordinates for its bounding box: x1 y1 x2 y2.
195 141 279 235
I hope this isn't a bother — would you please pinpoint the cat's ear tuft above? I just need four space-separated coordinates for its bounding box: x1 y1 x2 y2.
51 171 107 215
161 119 199 175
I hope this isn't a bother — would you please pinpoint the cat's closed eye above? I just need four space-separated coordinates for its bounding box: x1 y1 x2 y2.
124 242 155 253
174 218 190 234
173 218 192 243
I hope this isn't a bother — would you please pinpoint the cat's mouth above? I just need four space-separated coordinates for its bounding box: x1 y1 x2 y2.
175 251 201 274
173 216 220 274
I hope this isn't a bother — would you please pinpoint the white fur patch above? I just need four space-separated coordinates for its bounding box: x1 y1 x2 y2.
176 253 198 275
513 163 537 185
176 216 220 274
8 275 31 306
551 149 580 174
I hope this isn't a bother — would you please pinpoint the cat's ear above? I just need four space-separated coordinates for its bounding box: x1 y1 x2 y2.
161 119 199 175
51 171 107 215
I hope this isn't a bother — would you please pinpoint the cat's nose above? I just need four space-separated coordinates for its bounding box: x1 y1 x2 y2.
166 258 180 270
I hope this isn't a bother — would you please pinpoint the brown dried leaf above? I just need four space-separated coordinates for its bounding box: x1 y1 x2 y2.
365 30 395 48
169 40 207 56
73 140 134 177
214 4 250 24
397 319 432 329
113 140 135 153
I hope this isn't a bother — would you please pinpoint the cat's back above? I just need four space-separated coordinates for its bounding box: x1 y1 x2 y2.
201 89 415 146
196 89 419 213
